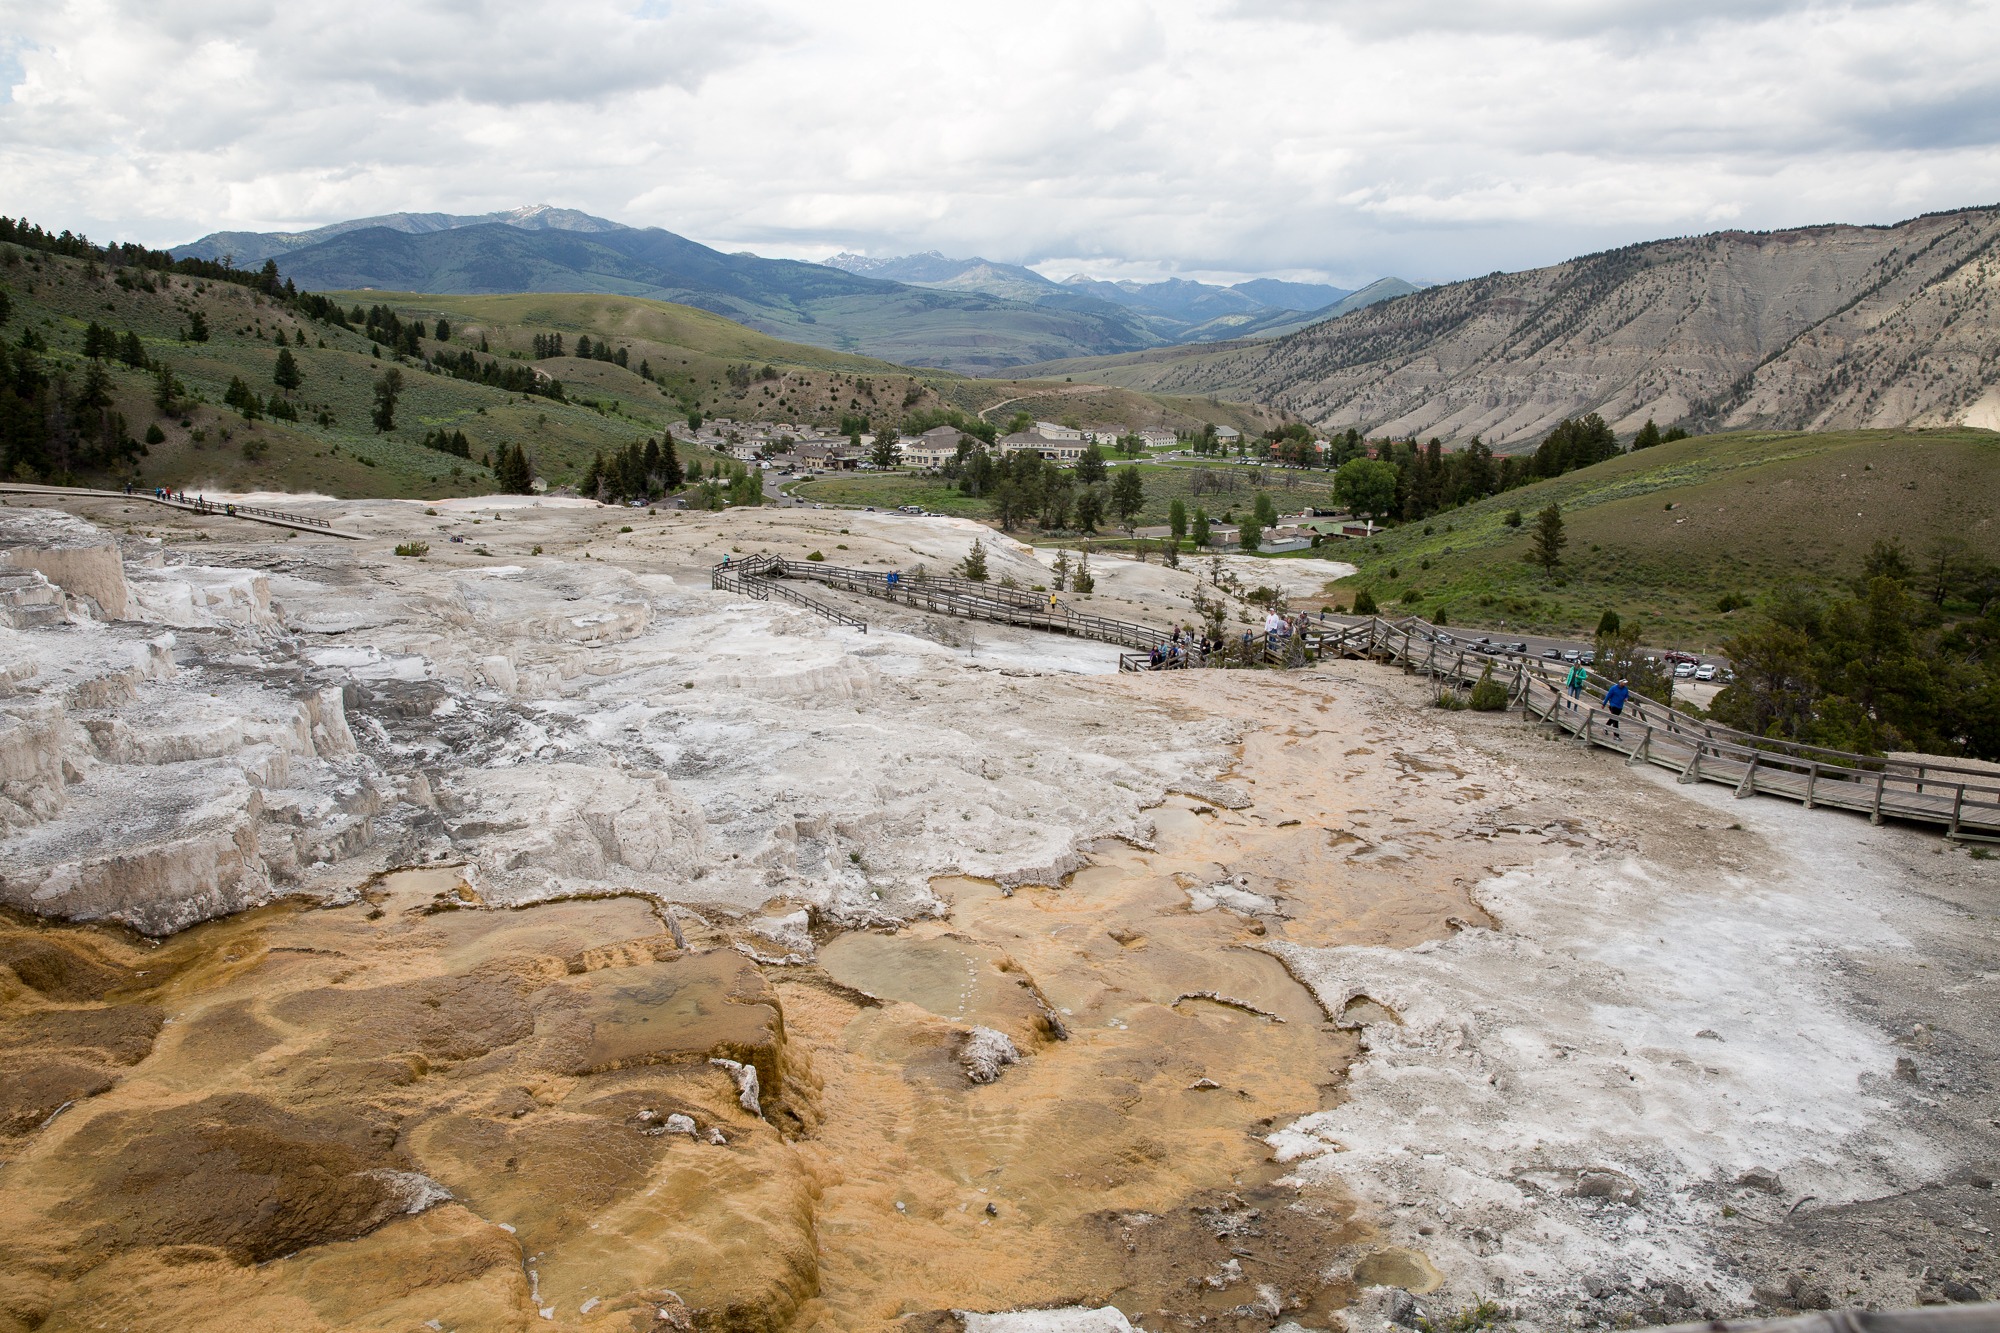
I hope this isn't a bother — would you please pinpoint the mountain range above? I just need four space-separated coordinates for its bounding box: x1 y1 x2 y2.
819 250 1420 342
173 207 1410 374
1023 205 2000 446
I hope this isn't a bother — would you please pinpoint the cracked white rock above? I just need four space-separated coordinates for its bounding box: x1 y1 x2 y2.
709 1058 763 1117
960 1026 1021 1084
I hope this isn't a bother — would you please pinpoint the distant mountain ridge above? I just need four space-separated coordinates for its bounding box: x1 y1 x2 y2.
1030 206 2000 446
818 250 1420 344
174 214 1163 373
171 207 1423 372
175 205 627 268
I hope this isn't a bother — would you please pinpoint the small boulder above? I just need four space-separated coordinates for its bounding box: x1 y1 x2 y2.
961 1027 1021 1084
1735 1168 1781 1193
1575 1169 1643 1205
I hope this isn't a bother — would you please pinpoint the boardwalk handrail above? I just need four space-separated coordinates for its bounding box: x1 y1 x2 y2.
710 556 867 631
743 556 1176 652
0 481 353 538
1326 613 2000 838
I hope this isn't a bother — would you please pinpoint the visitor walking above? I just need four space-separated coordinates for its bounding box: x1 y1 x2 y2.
1603 677 1630 735
1564 662 1587 710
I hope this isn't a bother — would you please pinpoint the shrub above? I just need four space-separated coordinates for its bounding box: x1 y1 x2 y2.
1716 592 1751 612
806 550 825 561
1468 664 1510 711
143 423 165 445
619 525 633 533
1503 509 1523 527
1434 688 1468 711
240 439 268 461
394 541 429 557
1351 588 1379 615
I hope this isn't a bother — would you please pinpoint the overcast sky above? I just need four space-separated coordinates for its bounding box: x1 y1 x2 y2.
3 0 1998 286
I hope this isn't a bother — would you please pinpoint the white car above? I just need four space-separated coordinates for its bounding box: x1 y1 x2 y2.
1694 663 1718 681
1674 662 1697 678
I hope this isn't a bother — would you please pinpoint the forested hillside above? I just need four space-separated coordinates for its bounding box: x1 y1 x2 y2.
0 218 1271 500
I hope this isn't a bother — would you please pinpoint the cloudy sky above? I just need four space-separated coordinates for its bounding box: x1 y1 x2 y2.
3 0 1998 286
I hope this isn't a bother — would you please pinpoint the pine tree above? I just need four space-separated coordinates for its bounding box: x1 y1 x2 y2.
185 310 209 343
1073 551 1094 594
78 361 114 410
371 369 402 432
1077 443 1107 484
1111 464 1145 531
273 347 302 392
152 362 181 414
661 432 683 489
1531 503 1567 575
1169 498 1187 544
581 451 605 499
1631 419 1662 451
118 331 146 369
1191 508 1211 547
434 318 451 342
959 538 989 582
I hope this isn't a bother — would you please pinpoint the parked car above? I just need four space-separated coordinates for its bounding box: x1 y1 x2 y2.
1511 642 1530 654
1542 648 1562 660
1580 650 1596 664
1674 661 1697 678
1694 663 1718 681
1436 633 1455 645
1561 649 1581 662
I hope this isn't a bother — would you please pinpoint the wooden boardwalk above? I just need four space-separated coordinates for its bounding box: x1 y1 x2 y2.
716 555 1171 650
713 562 1999 840
0 482 354 538
1315 616 2000 841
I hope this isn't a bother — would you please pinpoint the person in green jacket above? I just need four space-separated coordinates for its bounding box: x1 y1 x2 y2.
1564 662 1588 710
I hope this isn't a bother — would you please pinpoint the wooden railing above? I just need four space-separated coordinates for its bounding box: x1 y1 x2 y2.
1317 614 2000 839
741 557 1174 651
710 555 867 630
0 482 353 538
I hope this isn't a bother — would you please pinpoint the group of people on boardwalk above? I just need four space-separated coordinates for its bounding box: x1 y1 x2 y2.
1263 610 1312 651
1148 623 1224 669
1563 660 1631 733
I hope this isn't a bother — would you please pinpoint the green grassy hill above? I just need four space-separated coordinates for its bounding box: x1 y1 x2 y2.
0 239 1280 500
1330 427 2000 647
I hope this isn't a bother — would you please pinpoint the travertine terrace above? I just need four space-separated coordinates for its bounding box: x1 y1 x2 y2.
0 493 1994 1332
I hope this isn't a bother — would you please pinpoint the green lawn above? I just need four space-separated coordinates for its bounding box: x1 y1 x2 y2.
792 461 1339 530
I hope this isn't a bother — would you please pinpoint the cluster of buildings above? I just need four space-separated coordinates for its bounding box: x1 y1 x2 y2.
683 417 1195 474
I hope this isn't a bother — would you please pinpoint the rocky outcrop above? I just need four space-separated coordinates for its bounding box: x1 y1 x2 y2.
1072 206 2000 445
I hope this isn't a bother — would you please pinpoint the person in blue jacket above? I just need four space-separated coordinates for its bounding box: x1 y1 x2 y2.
1602 677 1631 735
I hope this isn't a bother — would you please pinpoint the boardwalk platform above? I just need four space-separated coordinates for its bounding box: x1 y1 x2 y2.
709 562 1999 840
0 482 355 538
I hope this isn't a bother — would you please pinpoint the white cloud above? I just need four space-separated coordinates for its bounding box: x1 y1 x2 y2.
1 0 1997 284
